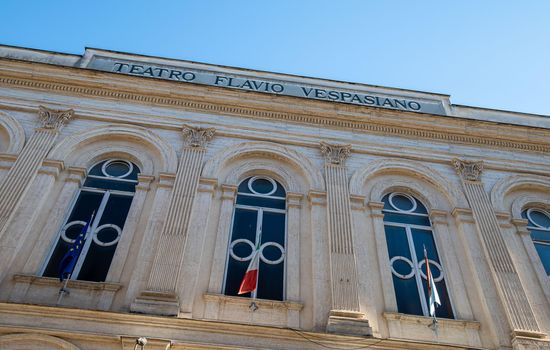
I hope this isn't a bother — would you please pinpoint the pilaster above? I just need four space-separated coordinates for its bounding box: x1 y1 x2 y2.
452 158 545 340
0 106 73 240
307 190 331 330
178 177 217 317
320 142 372 336
131 125 215 316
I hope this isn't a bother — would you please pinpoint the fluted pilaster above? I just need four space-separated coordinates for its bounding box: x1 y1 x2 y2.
453 159 543 338
320 142 360 313
0 106 73 239
132 125 214 316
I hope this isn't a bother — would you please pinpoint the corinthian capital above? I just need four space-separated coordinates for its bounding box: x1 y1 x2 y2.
38 106 74 129
182 124 215 147
320 141 352 165
452 158 483 181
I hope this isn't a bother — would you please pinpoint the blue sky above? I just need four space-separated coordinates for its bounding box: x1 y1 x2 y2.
1 1 549 115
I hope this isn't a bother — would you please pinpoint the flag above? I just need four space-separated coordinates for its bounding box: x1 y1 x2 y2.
424 246 441 318
238 241 260 295
58 212 94 282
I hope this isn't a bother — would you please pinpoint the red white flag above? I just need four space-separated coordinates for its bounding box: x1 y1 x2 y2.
238 242 260 295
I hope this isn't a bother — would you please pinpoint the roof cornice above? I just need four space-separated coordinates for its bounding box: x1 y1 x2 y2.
0 58 549 154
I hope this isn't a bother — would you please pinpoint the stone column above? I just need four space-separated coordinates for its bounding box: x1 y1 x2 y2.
286 192 303 328
178 177 217 317
0 159 64 283
0 106 73 240
21 167 87 276
206 185 238 294
320 142 372 336
204 184 237 320
132 125 215 316
126 173 175 307
308 190 331 330
367 201 397 312
452 159 545 339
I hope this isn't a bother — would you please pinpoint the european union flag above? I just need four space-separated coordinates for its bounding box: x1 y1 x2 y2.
58 212 94 282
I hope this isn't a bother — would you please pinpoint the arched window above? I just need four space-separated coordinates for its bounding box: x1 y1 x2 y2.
522 208 550 278
42 159 140 282
223 176 286 301
382 192 454 318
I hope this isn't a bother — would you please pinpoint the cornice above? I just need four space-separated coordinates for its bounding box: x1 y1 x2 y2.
0 303 484 350
0 62 549 154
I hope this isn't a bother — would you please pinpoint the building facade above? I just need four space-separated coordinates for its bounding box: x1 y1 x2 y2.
0 45 549 350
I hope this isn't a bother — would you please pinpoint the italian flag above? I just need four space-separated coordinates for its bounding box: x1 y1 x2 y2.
425 247 441 317
238 242 260 295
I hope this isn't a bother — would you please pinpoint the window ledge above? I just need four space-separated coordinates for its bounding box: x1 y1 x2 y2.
383 312 480 330
203 293 303 311
13 274 122 292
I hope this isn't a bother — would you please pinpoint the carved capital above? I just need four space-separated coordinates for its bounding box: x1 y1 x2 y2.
38 106 74 129
320 141 351 165
182 124 215 147
452 158 483 181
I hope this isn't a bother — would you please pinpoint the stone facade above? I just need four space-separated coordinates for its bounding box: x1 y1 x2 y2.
0 45 549 350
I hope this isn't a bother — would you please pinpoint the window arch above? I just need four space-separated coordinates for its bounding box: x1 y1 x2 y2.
382 192 454 318
223 176 286 301
42 159 140 282
522 208 550 278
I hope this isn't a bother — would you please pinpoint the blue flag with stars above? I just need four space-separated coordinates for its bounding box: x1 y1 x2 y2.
58 212 94 282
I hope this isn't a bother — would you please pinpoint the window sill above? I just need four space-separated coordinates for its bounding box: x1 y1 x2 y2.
383 312 480 330
12 274 122 292
383 312 482 348
10 274 122 310
203 293 303 328
204 293 303 311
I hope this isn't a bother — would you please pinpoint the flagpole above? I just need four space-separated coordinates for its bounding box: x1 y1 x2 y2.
424 244 439 334
56 211 95 306
56 273 71 305
252 222 262 300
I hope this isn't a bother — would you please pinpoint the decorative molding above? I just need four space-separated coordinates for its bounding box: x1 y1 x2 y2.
203 293 303 311
319 141 351 165
307 190 327 206
349 158 469 209
0 333 81 350
0 111 26 154
12 274 122 292
429 209 448 225
38 105 74 130
220 184 238 200
286 192 303 208
66 167 87 185
136 174 155 191
383 312 481 330
350 195 366 210
202 141 325 192
182 124 215 148
367 201 385 218
37 159 65 177
158 172 176 188
512 218 531 236
452 158 483 181
512 336 550 350
1 76 549 153
197 177 218 193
